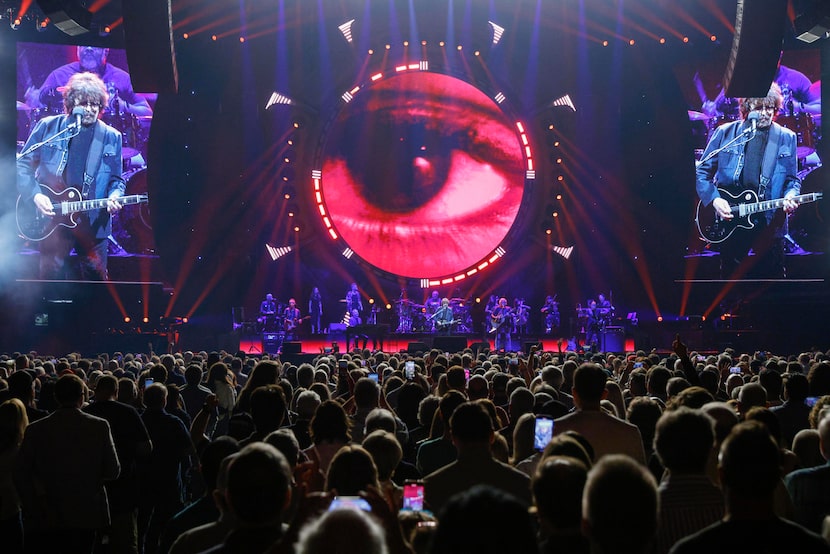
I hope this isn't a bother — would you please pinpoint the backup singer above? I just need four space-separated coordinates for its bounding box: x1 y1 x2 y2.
17 72 124 280
696 83 800 278
308 287 323 334
345 282 363 315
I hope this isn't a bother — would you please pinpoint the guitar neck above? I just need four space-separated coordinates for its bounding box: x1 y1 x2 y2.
58 194 146 216
734 193 821 217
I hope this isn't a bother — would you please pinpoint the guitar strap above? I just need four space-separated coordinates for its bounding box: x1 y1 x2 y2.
82 121 106 199
757 124 782 201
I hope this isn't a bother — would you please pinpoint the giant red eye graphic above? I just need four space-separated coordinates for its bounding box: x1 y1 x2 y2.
319 72 526 278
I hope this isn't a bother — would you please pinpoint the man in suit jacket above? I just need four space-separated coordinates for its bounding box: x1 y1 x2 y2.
16 373 120 553
553 363 646 464
424 402 531 514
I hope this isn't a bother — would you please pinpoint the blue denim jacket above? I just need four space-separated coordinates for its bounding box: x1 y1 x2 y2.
17 114 126 239
696 119 800 220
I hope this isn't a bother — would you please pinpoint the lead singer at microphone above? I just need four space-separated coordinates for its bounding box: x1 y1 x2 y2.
17 71 125 280
695 82 800 279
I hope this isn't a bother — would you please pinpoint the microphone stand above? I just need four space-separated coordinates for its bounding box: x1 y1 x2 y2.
695 123 755 168
17 116 79 160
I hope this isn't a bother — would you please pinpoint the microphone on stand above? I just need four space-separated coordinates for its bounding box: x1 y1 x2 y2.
69 106 85 130
744 112 760 135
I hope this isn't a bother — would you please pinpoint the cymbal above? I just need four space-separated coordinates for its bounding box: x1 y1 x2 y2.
688 110 709 121
16 101 31 111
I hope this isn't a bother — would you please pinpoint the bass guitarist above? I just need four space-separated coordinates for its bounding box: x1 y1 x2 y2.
283 298 303 340
17 72 125 280
695 83 800 278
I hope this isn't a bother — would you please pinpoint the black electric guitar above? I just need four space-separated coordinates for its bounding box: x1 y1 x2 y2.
695 188 822 244
284 315 310 332
435 318 461 330
17 184 149 241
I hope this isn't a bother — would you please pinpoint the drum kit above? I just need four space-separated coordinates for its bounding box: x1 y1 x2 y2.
688 102 819 166
394 297 472 333
18 84 155 256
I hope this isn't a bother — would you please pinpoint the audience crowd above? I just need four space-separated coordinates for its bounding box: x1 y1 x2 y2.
1 337 830 553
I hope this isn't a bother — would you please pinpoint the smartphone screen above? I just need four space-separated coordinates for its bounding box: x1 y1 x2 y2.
806 396 819 407
368 373 379 383
729 366 741 374
464 368 470 382
144 377 154 388
534 417 554 451
402 481 425 511
405 361 415 379
329 496 372 512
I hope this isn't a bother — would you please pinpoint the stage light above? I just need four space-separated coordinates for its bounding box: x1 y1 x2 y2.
266 92 294 109
474 50 480 56
182 317 188 324
183 32 189 39
338 18 355 43
9 13 21 30
439 41 445 47
293 226 300 232
551 94 576 111
629 39 635 46
386 303 392 310
421 40 427 46
385 44 391 50
239 37 245 43
682 36 689 43
124 316 131 323
35 0 92 35
211 35 217 41
488 21 505 45
657 316 664 322
403 40 409 46
369 298 375 304
553 212 559 218
36 17 49 31
602 40 608 47
554 141 560 147
710 35 717 41
368 49 374 55
545 229 552 235
476 297 481 303
143 317 150 324
794 4 830 43
456 45 462 50
659 37 666 44
556 194 562 200
551 245 573 259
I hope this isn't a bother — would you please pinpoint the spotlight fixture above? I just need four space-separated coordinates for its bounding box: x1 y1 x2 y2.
550 94 576 112
488 20 505 45
793 4 830 43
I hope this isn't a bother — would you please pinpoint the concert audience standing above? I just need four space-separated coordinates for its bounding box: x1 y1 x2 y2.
583 455 659 554
671 421 830 553
553 363 646 464
0 398 28 554
138 384 194 554
416 390 465 476
423 402 532 513
652 407 724 554
179 365 212 422
785 413 830 533
15 374 120 553
203 443 292 553
533 456 590 554
771 372 811 448
84 375 152 554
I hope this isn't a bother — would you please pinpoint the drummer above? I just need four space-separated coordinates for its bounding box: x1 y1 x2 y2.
25 46 152 118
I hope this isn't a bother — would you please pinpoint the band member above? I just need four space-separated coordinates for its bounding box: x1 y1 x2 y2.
489 297 513 351
585 300 601 352
430 298 455 335
346 282 363 315
347 308 367 351
258 293 278 332
17 72 125 280
513 298 529 335
308 287 323 334
541 295 560 333
425 290 442 315
283 299 302 340
696 83 800 278
597 293 613 326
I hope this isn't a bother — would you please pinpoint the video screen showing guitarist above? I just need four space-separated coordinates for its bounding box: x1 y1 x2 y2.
17 72 125 280
695 83 802 279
